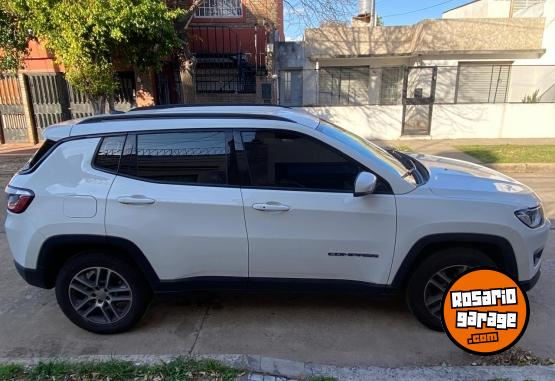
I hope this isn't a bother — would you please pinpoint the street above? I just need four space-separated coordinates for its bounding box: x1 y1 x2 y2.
0 155 553 368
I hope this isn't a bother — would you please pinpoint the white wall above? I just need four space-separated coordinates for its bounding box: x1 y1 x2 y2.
432 103 555 138
301 106 403 140
443 0 511 19
300 103 555 139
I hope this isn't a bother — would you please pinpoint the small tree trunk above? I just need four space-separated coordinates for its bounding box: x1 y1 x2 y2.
108 96 116 113
90 95 107 115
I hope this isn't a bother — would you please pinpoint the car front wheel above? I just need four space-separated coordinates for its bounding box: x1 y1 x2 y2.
406 248 496 331
55 253 151 334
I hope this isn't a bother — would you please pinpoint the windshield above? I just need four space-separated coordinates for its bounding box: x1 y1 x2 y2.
317 121 415 183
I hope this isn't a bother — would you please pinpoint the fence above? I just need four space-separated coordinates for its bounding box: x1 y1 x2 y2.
278 65 555 107
0 72 136 143
274 64 555 138
0 74 28 143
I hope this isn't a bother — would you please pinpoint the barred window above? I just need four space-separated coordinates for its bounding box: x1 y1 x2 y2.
456 63 511 103
319 67 369 106
195 0 243 18
380 67 403 105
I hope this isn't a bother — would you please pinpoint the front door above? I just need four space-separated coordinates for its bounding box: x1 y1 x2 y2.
236 129 397 285
402 66 437 136
105 130 248 282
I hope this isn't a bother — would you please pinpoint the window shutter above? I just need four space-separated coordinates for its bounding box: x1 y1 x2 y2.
456 64 511 103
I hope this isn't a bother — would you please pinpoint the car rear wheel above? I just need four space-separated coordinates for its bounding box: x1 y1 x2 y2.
55 253 151 334
406 248 496 331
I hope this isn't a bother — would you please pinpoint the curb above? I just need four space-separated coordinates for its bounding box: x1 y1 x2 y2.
484 163 555 173
1 354 555 381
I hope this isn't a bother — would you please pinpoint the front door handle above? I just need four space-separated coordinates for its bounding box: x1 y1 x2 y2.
117 196 156 205
252 203 291 212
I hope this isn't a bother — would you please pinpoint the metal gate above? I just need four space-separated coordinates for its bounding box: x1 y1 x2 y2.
402 66 437 136
27 72 136 140
27 73 71 140
0 74 29 143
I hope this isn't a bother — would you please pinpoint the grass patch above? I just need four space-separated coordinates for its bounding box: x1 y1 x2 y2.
0 358 243 381
0 364 24 380
456 144 555 164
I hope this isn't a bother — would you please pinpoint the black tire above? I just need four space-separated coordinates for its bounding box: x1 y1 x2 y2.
55 252 151 334
406 248 496 331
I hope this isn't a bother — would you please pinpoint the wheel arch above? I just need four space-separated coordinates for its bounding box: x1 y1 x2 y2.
391 233 518 289
36 235 160 290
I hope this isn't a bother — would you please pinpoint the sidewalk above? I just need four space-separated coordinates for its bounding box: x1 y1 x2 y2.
0 143 39 156
376 138 555 172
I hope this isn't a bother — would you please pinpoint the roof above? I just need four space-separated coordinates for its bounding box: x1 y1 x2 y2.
305 17 545 59
43 106 322 140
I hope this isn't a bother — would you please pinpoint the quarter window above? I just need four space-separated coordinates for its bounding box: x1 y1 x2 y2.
119 132 228 185
94 136 126 173
239 130 366 192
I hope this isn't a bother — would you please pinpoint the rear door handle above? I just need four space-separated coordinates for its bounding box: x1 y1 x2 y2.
117 196 156 205
252 203 291 212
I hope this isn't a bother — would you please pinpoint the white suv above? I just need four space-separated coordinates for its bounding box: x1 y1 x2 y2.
5 106 549 334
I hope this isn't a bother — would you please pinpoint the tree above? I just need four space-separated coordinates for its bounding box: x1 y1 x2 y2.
0 6 29 72
7 0 183 113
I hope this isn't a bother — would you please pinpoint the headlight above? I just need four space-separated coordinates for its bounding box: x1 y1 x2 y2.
515 206 544 228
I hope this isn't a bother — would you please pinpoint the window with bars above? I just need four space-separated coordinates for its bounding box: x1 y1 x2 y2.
379 67 403 105
456 63 511 103
318 67 369 106
195 0 243 18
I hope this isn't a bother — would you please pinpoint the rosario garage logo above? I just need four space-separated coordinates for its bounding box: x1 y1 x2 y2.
441 268 530 355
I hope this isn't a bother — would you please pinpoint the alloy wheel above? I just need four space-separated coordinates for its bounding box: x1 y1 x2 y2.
68 267 133 324
423 265 470 318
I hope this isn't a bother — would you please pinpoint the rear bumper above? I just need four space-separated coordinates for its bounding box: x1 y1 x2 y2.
14 261 51 289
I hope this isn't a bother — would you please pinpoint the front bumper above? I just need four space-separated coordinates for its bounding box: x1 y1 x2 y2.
519 269 541 292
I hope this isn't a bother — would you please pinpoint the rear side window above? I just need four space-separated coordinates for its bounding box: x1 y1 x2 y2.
94 136 126 173
20 139 56 172
119 131 228 185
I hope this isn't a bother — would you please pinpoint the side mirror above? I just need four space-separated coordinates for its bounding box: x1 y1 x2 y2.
354 172 377 197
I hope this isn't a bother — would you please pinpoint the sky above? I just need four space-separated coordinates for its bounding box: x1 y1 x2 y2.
284 0 474 40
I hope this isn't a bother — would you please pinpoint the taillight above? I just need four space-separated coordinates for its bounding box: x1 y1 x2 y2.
6 186 34 214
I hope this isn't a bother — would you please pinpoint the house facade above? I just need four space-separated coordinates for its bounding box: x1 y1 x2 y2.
0 0 284 144
276 0 555 139
174 0 284 105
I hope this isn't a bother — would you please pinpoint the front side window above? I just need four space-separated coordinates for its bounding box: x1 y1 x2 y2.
317 121 412 182
119 131 228 185
195 0 243 18
239 130 368 192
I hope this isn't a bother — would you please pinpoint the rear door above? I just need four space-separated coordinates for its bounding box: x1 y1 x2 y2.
105 130 248 283
236 129 397 286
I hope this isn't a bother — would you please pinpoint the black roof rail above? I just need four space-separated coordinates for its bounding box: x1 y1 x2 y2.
77 112 295 125
128 104 292 112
